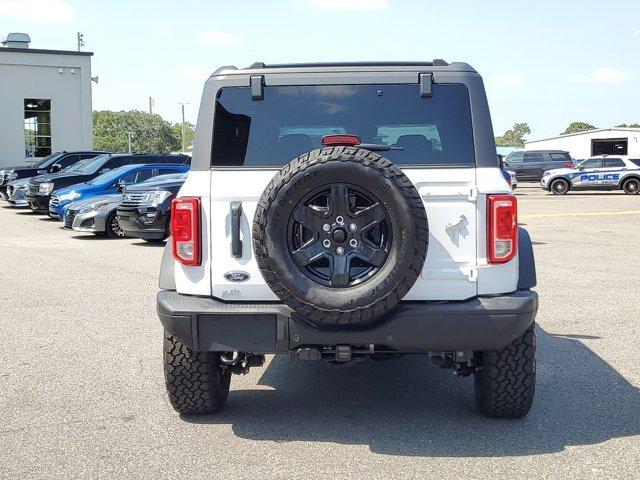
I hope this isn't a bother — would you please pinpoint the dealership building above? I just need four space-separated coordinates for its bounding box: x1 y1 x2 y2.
525 127 640 160
0 33 94 168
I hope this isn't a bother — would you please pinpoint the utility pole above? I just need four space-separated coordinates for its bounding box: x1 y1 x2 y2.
126 132 134 153
77 32 84 52
148 97 154 114
178 102 189 152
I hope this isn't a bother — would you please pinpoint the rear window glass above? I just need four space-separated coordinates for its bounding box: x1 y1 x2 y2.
211 84 475 167
629 159 640 167
549 153 570 162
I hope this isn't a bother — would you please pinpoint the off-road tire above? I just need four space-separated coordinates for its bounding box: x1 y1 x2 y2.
622 178 640 195
549 178 569 195
253 146 428 327
163 331 231 415
473 324 536 419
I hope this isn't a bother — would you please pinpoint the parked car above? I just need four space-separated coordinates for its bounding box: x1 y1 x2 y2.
503 150 574 181
156 61 538 419
117 173 187 242
502 169 518 190
63 194 125 238
25 153 190 214
4 178 30 206
0 151 107 200
64 173 187 238
49 163 190 219
540 156 640 194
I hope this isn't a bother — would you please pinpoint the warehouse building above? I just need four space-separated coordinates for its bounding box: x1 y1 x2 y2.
525 128 640 160
0 33 94 168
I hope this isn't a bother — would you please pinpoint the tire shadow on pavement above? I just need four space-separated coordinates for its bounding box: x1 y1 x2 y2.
182 325 640 457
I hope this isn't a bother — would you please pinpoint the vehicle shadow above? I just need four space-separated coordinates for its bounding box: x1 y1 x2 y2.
182 326 640 457
131 240 166 247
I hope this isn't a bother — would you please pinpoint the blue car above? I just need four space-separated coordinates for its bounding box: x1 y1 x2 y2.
49 163 189 219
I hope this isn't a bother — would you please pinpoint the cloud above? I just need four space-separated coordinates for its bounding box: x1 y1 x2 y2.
489 74 525 87
301 0 389 11
195 30 244 46
177 65 212 80
568 67 634 84
0 0 74 22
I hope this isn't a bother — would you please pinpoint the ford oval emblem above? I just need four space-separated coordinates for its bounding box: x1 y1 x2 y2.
224 271 250 282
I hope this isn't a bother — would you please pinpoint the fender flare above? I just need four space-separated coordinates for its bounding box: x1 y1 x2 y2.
159 241 176 290
517 227 537 289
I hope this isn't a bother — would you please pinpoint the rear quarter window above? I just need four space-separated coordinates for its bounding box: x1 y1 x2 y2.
211 83 475 168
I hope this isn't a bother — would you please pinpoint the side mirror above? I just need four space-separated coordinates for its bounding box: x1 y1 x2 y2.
50 163 61 173
116 182 126 192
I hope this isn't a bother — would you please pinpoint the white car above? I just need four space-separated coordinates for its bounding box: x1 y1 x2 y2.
156 61 538 419
541 156 640 195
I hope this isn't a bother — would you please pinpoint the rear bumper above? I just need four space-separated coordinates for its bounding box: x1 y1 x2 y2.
157 290 538 353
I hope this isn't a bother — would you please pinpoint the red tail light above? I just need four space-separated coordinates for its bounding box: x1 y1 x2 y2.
487 194 518 264
171 197 201 266
322 134 361 146
564 161 574 168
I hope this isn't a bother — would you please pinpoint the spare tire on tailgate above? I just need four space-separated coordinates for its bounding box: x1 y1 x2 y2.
253 146 428 327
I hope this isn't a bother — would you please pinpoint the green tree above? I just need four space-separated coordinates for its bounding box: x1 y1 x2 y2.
171 122 196 151
615 123 640 128
93 110 181 153
495 122 531 147
561 122 596 135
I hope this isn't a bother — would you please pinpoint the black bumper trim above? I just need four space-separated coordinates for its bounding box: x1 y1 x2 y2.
157 290 538 353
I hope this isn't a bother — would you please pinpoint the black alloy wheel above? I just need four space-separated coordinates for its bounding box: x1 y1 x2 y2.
287 183 391 288
106 212 125 238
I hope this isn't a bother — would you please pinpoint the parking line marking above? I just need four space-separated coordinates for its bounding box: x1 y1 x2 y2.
521 210 640 219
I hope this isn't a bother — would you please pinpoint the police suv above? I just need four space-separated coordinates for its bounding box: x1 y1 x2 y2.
541 156 640 195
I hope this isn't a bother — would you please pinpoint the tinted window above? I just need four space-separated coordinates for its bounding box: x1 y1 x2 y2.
549 153 570 162
506 153 523 164
630 159 640 167
211 84 475 167
104 157 133 170
524 152 544 163
159 167 186 175
579 159 603 169
57 154 80 168
80 153 100 160
603 158 624 168
135 169 154 183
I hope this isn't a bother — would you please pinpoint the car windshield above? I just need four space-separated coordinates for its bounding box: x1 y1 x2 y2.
74 154 112 175
211 84 476 167
33 152 62 168
60 159 90 173
86 165 132 185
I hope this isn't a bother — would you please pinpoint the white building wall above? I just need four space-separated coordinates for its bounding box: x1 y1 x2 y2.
0 49 93 168
525 129 640 159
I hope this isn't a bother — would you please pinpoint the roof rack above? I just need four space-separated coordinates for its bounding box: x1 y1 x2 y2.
245 60 449 69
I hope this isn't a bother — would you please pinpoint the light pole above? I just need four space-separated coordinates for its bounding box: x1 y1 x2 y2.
126 132 134 153
178 102 189 153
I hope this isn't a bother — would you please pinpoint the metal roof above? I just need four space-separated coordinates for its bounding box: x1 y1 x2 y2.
526 128 640 144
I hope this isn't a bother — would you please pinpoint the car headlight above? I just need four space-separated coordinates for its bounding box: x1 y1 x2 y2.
542 171 552 177
78 201 110 214
39 182 55 195
57 191 81 202
144 190 173 206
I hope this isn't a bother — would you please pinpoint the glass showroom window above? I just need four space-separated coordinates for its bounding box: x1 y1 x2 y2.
24 99 52 158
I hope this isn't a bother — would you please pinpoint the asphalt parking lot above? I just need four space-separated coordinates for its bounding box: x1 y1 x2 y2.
1 183 639 480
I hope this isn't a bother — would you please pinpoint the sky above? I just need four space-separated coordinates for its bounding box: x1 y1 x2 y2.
1 0 639 140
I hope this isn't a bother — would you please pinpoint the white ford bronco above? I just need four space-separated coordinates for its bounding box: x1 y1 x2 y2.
158 61 538 419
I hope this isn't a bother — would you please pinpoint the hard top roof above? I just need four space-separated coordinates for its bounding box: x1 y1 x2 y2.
211 60 476 77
